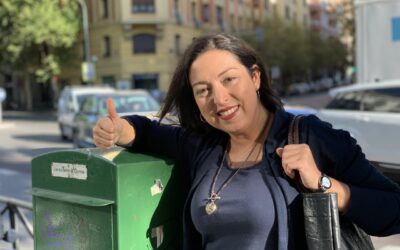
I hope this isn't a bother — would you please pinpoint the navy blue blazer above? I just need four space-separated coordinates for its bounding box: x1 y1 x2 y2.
125 109 400 250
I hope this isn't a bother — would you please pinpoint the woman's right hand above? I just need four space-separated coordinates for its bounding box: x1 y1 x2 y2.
93 98 125 149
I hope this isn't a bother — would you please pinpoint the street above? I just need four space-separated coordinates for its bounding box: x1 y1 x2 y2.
0 112 71 249
0 92 399 249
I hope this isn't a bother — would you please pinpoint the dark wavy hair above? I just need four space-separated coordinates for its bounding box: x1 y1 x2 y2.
159 33 283 133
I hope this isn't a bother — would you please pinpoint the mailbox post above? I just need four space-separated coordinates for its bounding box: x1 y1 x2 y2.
31 147 173 249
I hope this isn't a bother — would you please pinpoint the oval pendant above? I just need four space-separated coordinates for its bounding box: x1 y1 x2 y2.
205 201 217 215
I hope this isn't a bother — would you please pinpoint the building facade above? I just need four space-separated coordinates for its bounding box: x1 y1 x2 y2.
271 0 311 27
61 0 310 93
0 0 315 110
309 0 343 38
61 0 261 92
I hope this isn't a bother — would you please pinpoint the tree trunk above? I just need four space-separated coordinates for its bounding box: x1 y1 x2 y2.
24 74 33 111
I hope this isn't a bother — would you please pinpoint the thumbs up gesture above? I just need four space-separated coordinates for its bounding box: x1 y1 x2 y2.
93 98 125 149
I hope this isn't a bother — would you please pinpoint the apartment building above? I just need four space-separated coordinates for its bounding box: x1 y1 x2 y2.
270 0 311 27
61 0 275 92
309 0 343 38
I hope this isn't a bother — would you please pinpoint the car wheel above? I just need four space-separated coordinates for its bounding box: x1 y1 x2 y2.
59 124 68 141
72 129 80 148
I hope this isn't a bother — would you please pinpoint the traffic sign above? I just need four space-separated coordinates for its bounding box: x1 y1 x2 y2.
81 62 96 82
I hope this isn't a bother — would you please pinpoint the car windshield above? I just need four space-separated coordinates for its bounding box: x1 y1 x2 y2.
77 94 89 108
99 94 160 114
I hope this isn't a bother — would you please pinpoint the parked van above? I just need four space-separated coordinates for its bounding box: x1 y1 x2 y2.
57 86 115 140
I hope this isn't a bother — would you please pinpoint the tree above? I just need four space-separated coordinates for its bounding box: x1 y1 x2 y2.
0 0 80 110
307 29 328 78
340 0 355 66
280 22 310 87
242 17 310 93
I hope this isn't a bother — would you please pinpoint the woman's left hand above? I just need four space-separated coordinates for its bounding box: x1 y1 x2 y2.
276 144 322 191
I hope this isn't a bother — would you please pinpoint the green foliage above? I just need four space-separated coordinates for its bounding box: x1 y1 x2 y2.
242 17 348 93
0 0 80 82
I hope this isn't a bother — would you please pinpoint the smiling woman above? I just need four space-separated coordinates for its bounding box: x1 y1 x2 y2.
189 50 265 138
92 33 400 250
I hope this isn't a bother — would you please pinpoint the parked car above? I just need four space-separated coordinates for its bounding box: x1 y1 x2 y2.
282 99 318 116
284 105 317 116
317 80 400 180
72 90 160 148
57 86 115 140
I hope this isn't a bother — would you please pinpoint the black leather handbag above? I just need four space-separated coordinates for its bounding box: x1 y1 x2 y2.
289 115 375 250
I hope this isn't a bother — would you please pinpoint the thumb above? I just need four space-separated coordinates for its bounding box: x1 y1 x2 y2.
276 147 284 158
106 97 119 120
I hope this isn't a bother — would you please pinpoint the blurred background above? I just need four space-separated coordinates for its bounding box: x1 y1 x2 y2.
0 0 356 110
0 0 399 249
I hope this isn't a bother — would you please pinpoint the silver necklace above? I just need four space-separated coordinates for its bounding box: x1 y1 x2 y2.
205 143 258 215
205 112 272 215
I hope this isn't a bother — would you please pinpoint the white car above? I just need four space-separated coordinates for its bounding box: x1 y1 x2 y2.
72 89 161 148
317 80 400 180
57 86 115 140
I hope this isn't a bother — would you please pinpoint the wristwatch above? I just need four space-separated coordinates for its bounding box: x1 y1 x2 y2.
316 173 331 193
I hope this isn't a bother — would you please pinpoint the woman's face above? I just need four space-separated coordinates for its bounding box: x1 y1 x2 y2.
189 49 263 136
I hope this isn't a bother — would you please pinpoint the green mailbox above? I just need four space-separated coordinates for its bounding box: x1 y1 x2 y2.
30 147 173 249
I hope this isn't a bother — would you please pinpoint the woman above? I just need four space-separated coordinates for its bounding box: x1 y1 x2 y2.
93 33 400 249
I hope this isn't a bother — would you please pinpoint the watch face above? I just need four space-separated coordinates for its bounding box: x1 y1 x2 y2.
321 176 331 189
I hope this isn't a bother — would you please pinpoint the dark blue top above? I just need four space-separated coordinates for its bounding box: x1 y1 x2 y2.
191 158 280 249
124 109 400 250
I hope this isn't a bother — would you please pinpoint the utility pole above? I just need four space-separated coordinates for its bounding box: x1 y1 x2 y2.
78 0 90 64
78 0 95 85
59 0 94 84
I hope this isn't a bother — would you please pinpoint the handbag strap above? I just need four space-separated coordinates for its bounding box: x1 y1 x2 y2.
288 115 308 193
288 115 303 145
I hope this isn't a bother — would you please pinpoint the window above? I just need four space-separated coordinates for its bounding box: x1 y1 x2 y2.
326 91 363 111
132 0 155 13
285 6 291 20
202 4 210 22
81 96 97 114
363 88 400 113
101 0 108 18
217 6 224 28
101 75 116 87
132 74 158 90
264 0 269 10
174 0 182 24
230 14 235 30
103 36 111 58
174 34 181 56
192 2 200 27
133 34 156 53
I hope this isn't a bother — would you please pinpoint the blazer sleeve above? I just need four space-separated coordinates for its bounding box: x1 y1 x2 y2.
303 115 400 236
121 115 198 163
